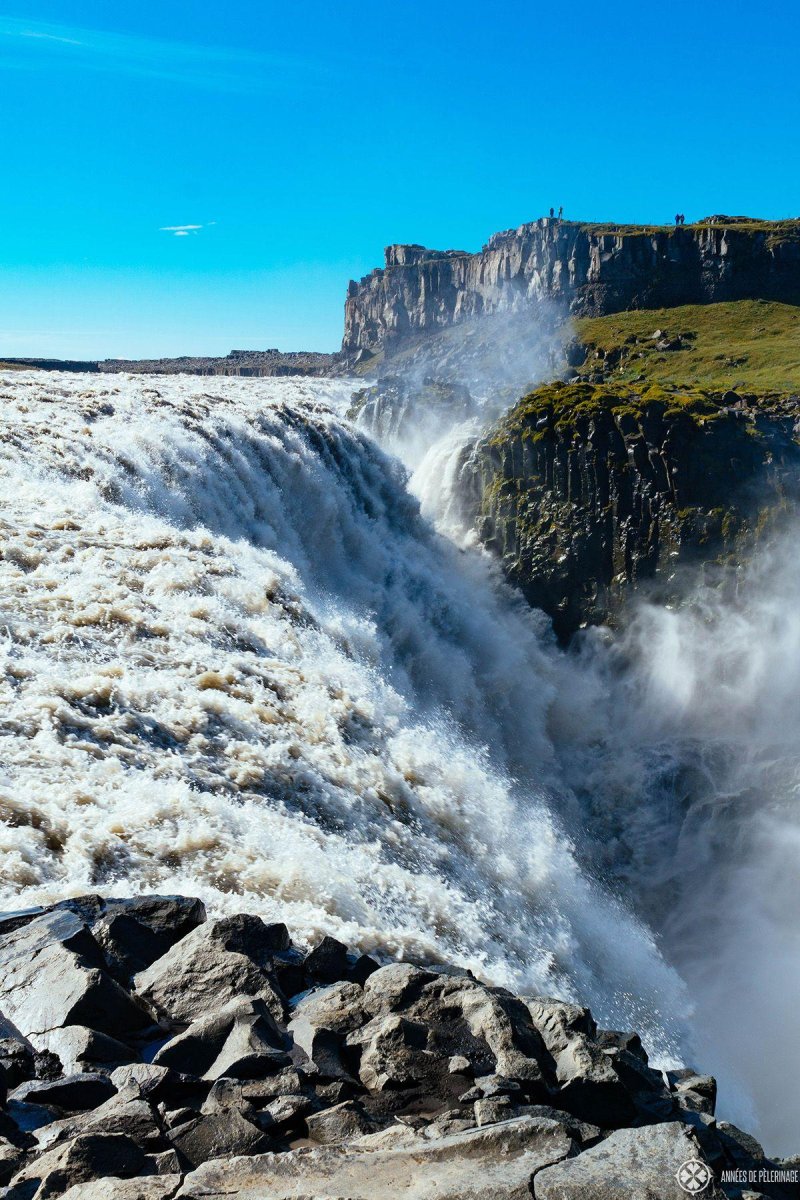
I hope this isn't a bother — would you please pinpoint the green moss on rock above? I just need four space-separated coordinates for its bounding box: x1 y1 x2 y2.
471 377 800 638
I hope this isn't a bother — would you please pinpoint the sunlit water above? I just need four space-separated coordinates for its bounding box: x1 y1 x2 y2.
0 368 798 1151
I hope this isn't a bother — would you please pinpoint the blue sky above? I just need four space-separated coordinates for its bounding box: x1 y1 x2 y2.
1 0 798 358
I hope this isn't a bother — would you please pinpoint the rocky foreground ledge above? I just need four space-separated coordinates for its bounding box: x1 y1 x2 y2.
0 897 795 1199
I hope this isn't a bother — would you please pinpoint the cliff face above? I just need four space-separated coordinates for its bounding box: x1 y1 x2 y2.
464 382 800 638
342 218 800 356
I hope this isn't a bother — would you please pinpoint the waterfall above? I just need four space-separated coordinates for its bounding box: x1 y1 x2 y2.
2 364 798 1151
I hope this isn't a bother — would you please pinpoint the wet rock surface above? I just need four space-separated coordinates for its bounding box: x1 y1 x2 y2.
466 381 800 637
0 895 795 1198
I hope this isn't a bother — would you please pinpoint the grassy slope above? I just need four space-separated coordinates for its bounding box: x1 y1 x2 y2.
573 300 800 395
575 217 800 241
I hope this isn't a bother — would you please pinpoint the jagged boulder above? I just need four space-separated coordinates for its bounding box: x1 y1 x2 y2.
4 1132 149 1198
152 997 289 1080
134 915 287 1025
0 910 153 1046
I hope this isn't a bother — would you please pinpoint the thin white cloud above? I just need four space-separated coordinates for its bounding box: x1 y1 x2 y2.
160 224 204 236
0 16 330 93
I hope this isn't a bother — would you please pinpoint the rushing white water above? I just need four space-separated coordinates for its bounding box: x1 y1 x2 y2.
0 366 798 1152
358 361 800 1156
0 369 685 1046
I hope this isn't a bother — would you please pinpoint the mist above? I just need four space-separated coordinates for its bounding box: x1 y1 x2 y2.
566 540 800 1152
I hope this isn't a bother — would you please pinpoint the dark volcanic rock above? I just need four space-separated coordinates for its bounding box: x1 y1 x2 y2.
153 997 289 1080
466 381 800 636
40 1027 134 1075
305 1099 373 1144
0 909 153 1044
168 1108 272 1169
10 1073 116 1112
91 895 206 980
34 1092 167 1154
303 936 349 986
6 1132 149 1198
0 893 794 1199
134 915 286 1025
342 218 800 357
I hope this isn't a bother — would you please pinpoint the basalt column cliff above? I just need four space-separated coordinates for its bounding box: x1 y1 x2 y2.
342 218 800 358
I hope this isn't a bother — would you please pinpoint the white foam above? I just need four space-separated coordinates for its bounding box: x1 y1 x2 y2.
0 369 685 1063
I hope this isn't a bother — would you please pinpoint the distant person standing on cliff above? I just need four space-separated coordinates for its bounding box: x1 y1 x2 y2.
549 207 554 218
558 206 563 220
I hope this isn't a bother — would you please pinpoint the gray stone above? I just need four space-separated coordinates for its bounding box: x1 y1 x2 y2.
535 1121 723 1199
0 1016 37 1090
717 1120 768 1167
0 910 153 1043
349 953 380 985
200 1077 252 1115
460 1073 523 1101
288 1020 355 1084
10 1072 117 1111
153 996 288 1080
39 1026 134 1074
5 1132 149 1199
92 894 207 979
0 1136 24 1187
111 1063 172 1097
258 1092 314 1133
150 1147 181 1174
552 1033 637 1127
674 1073 718 1116
58 1178 182 1200
304 935 348 984
134 916 285 1025
168 1107 272 1168
361 964 436 1014
177 1113 575 1199
516 1103 600 1147
429 977 549 1085
474 1095 517 1126
240 1069 305 1104
111 1063 202 1113
526 997 595 1058
349 1012 428 1092
34 1093 166 1153
305 1100 373 1144
290 981 366 1035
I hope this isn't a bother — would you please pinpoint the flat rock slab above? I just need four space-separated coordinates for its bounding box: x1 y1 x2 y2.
535 1120 724 1200
11 1071 117 1111
59 1177 183 1199
178 1114 574 1199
